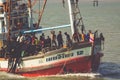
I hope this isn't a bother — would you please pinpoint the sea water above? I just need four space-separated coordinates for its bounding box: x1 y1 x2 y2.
32 1 120 80
0 0 120 80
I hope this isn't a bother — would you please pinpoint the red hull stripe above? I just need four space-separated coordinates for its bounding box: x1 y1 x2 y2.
19 56 92 77
0 56 92 77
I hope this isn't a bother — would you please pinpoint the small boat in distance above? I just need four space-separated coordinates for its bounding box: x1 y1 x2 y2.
0 0 104 77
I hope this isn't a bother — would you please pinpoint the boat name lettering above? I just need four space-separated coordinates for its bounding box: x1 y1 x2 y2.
77 51 84 55
46 53 74 62
39 59 44 63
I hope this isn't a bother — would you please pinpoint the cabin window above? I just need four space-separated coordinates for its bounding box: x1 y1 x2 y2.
77 51 84 55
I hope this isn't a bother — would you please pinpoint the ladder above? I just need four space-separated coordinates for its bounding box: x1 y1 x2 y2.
68 0 85 34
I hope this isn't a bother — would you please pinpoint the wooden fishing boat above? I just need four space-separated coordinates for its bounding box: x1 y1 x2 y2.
0 0 104 77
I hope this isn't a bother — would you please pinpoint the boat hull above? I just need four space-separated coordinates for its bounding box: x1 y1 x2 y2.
18 56 92 77
0 42 103 77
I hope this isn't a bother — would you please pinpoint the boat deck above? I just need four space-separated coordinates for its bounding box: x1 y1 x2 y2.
22 42 92 60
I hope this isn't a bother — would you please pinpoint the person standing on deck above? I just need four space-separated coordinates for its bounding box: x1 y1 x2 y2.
64 32 72 48
39 33 45 48
31 34 37 45
100 33 105 50
46 36 51 47
72 32 80 43
9 42 23 73
16 33 22 42
0 47 5 58
81 32 85 42
7 38 18 72
51 31 57 47
57 31 63 48
17 33 25 43
41 33 45 41
39 36 45 48
25 34 32 44
89 30 94 44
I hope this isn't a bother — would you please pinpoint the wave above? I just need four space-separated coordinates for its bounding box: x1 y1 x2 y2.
98 62 120 79
0 72 25 80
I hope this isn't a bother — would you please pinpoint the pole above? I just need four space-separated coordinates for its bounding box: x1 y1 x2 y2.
37 0 47 28
6 0 11 41
67 0 74 35
28 0 33 28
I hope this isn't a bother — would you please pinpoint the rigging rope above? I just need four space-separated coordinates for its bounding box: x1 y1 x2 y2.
57 61 67 74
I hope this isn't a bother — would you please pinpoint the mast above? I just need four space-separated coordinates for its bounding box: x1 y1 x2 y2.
68 0 74 35
67 0 85 35
37 0 47 28
28 0 33 28
6 0 11 41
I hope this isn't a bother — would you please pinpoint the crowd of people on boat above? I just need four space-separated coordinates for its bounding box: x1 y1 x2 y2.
0 30 104 58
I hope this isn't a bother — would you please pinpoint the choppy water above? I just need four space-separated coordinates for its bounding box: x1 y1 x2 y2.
81 1 120 80
37 1 120 80
0 0 120 80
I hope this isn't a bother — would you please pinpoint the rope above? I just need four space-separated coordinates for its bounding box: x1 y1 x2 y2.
57 61 67 75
